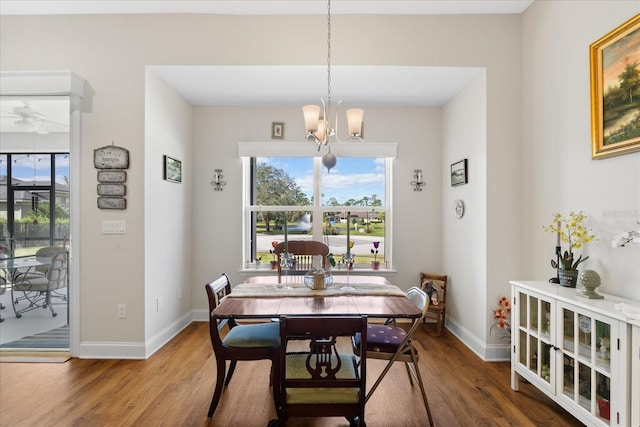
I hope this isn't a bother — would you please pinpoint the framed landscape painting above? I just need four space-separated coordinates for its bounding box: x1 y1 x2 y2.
590 14 640 159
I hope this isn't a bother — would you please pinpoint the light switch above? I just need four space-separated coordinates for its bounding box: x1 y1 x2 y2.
102 220 126 234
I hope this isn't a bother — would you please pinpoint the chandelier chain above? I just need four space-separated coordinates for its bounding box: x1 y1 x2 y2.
326 0 332 111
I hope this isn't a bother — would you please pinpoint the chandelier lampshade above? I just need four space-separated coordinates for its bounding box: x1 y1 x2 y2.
302 0 364 169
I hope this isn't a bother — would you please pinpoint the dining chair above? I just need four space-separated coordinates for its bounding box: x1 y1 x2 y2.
11 251 68 318
205 274 280 418
420 272 448 335
270 315 368 427
352 286 434 426
273 240 329 282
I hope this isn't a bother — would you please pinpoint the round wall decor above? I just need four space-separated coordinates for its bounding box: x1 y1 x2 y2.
454 199 465 218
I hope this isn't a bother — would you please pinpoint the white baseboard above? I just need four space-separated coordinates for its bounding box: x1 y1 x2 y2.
444 317 510 362
78 311 195 359
76 309 512 361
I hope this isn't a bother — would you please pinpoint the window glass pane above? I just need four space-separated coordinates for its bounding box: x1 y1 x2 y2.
321 157 385 206
11 154 51 186
323 211 385 267
255 157 312 206
255 210 312 262
322 157 385 267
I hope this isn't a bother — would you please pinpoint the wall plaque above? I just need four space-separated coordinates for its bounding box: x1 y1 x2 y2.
97 184 126 196
94 145 130 169
97 197 126 210
97 170 127 183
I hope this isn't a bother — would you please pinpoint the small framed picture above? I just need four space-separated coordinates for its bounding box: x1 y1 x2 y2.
271 122 285 139
163 155 182 183
450 159 468 186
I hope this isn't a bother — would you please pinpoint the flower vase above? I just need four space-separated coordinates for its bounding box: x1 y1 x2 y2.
558 268 579 288
270 260 278 270
371 260 380 270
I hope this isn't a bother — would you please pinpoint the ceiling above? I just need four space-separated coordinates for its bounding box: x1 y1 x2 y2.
150 65 484 107
1 1 534 109
1 1 535 16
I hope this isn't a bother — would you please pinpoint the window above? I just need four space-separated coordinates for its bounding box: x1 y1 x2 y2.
241 142 395 270
0 153 69 256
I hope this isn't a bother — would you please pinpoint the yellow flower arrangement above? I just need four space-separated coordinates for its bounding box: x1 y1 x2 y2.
543 211 596 270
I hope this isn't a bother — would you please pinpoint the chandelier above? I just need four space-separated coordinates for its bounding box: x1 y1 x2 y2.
302 0 364 172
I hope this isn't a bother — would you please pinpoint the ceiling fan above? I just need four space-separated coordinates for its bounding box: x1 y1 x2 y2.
1 102 67 134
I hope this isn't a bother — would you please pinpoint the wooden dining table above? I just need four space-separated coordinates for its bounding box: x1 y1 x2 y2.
212 275 424 421
213 275 421 320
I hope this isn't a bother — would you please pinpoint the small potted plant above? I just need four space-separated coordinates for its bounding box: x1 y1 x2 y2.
370 241 380 270
544 211 596 287
269 240 279 269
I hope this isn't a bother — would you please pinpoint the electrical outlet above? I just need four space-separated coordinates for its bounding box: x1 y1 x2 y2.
156 297 163 311
118 304 127 319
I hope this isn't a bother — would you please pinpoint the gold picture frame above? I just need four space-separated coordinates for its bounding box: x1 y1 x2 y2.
590 14 640 159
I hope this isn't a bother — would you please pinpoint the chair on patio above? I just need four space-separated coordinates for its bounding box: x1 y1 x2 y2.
270 315 368 427
205 274 280 418
352 286 434 426
273 240 329 282
11 250 68 318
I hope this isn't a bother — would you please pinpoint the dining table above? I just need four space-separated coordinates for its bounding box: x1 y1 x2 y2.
213 275 421 320
212 274 424 419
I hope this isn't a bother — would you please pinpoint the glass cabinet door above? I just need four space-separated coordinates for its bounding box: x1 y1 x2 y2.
516 290 554 388
558 304 613 425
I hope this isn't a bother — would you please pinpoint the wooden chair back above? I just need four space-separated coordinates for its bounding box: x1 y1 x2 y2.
275 315 367 425
420 272 448 335
273 240 329 281
204 274 280 418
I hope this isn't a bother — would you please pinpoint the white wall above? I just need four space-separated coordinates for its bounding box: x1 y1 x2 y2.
522 1 640 301
442 72 492 357
144 70 193 355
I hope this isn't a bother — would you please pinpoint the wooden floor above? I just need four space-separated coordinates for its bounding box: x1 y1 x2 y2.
0 322 583 427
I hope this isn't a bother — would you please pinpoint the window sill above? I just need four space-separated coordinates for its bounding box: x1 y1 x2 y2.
238 268 397 277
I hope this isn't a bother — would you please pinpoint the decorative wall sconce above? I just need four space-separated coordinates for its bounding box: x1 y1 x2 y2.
410 169 425 191
211 169 226 191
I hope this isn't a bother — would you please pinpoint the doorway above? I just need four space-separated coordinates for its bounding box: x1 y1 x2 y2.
0 97 71 352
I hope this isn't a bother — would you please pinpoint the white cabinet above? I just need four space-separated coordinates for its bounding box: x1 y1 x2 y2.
511 281 634 427
632 324 640 427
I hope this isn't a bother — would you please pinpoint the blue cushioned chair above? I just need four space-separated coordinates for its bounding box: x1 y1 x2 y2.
205 274 280 418
352 286 434 426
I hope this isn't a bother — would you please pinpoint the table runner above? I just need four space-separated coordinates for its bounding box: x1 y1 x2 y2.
228 281 407 298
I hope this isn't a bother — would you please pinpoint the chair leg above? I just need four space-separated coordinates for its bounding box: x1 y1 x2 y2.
404 362 415 386
436 313 444 335
224 360 237 386
271 361 282 418
45 291 57 317
208 357 227 417
410 348 434 426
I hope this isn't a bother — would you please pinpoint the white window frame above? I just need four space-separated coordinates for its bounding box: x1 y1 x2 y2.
239 141 397 270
